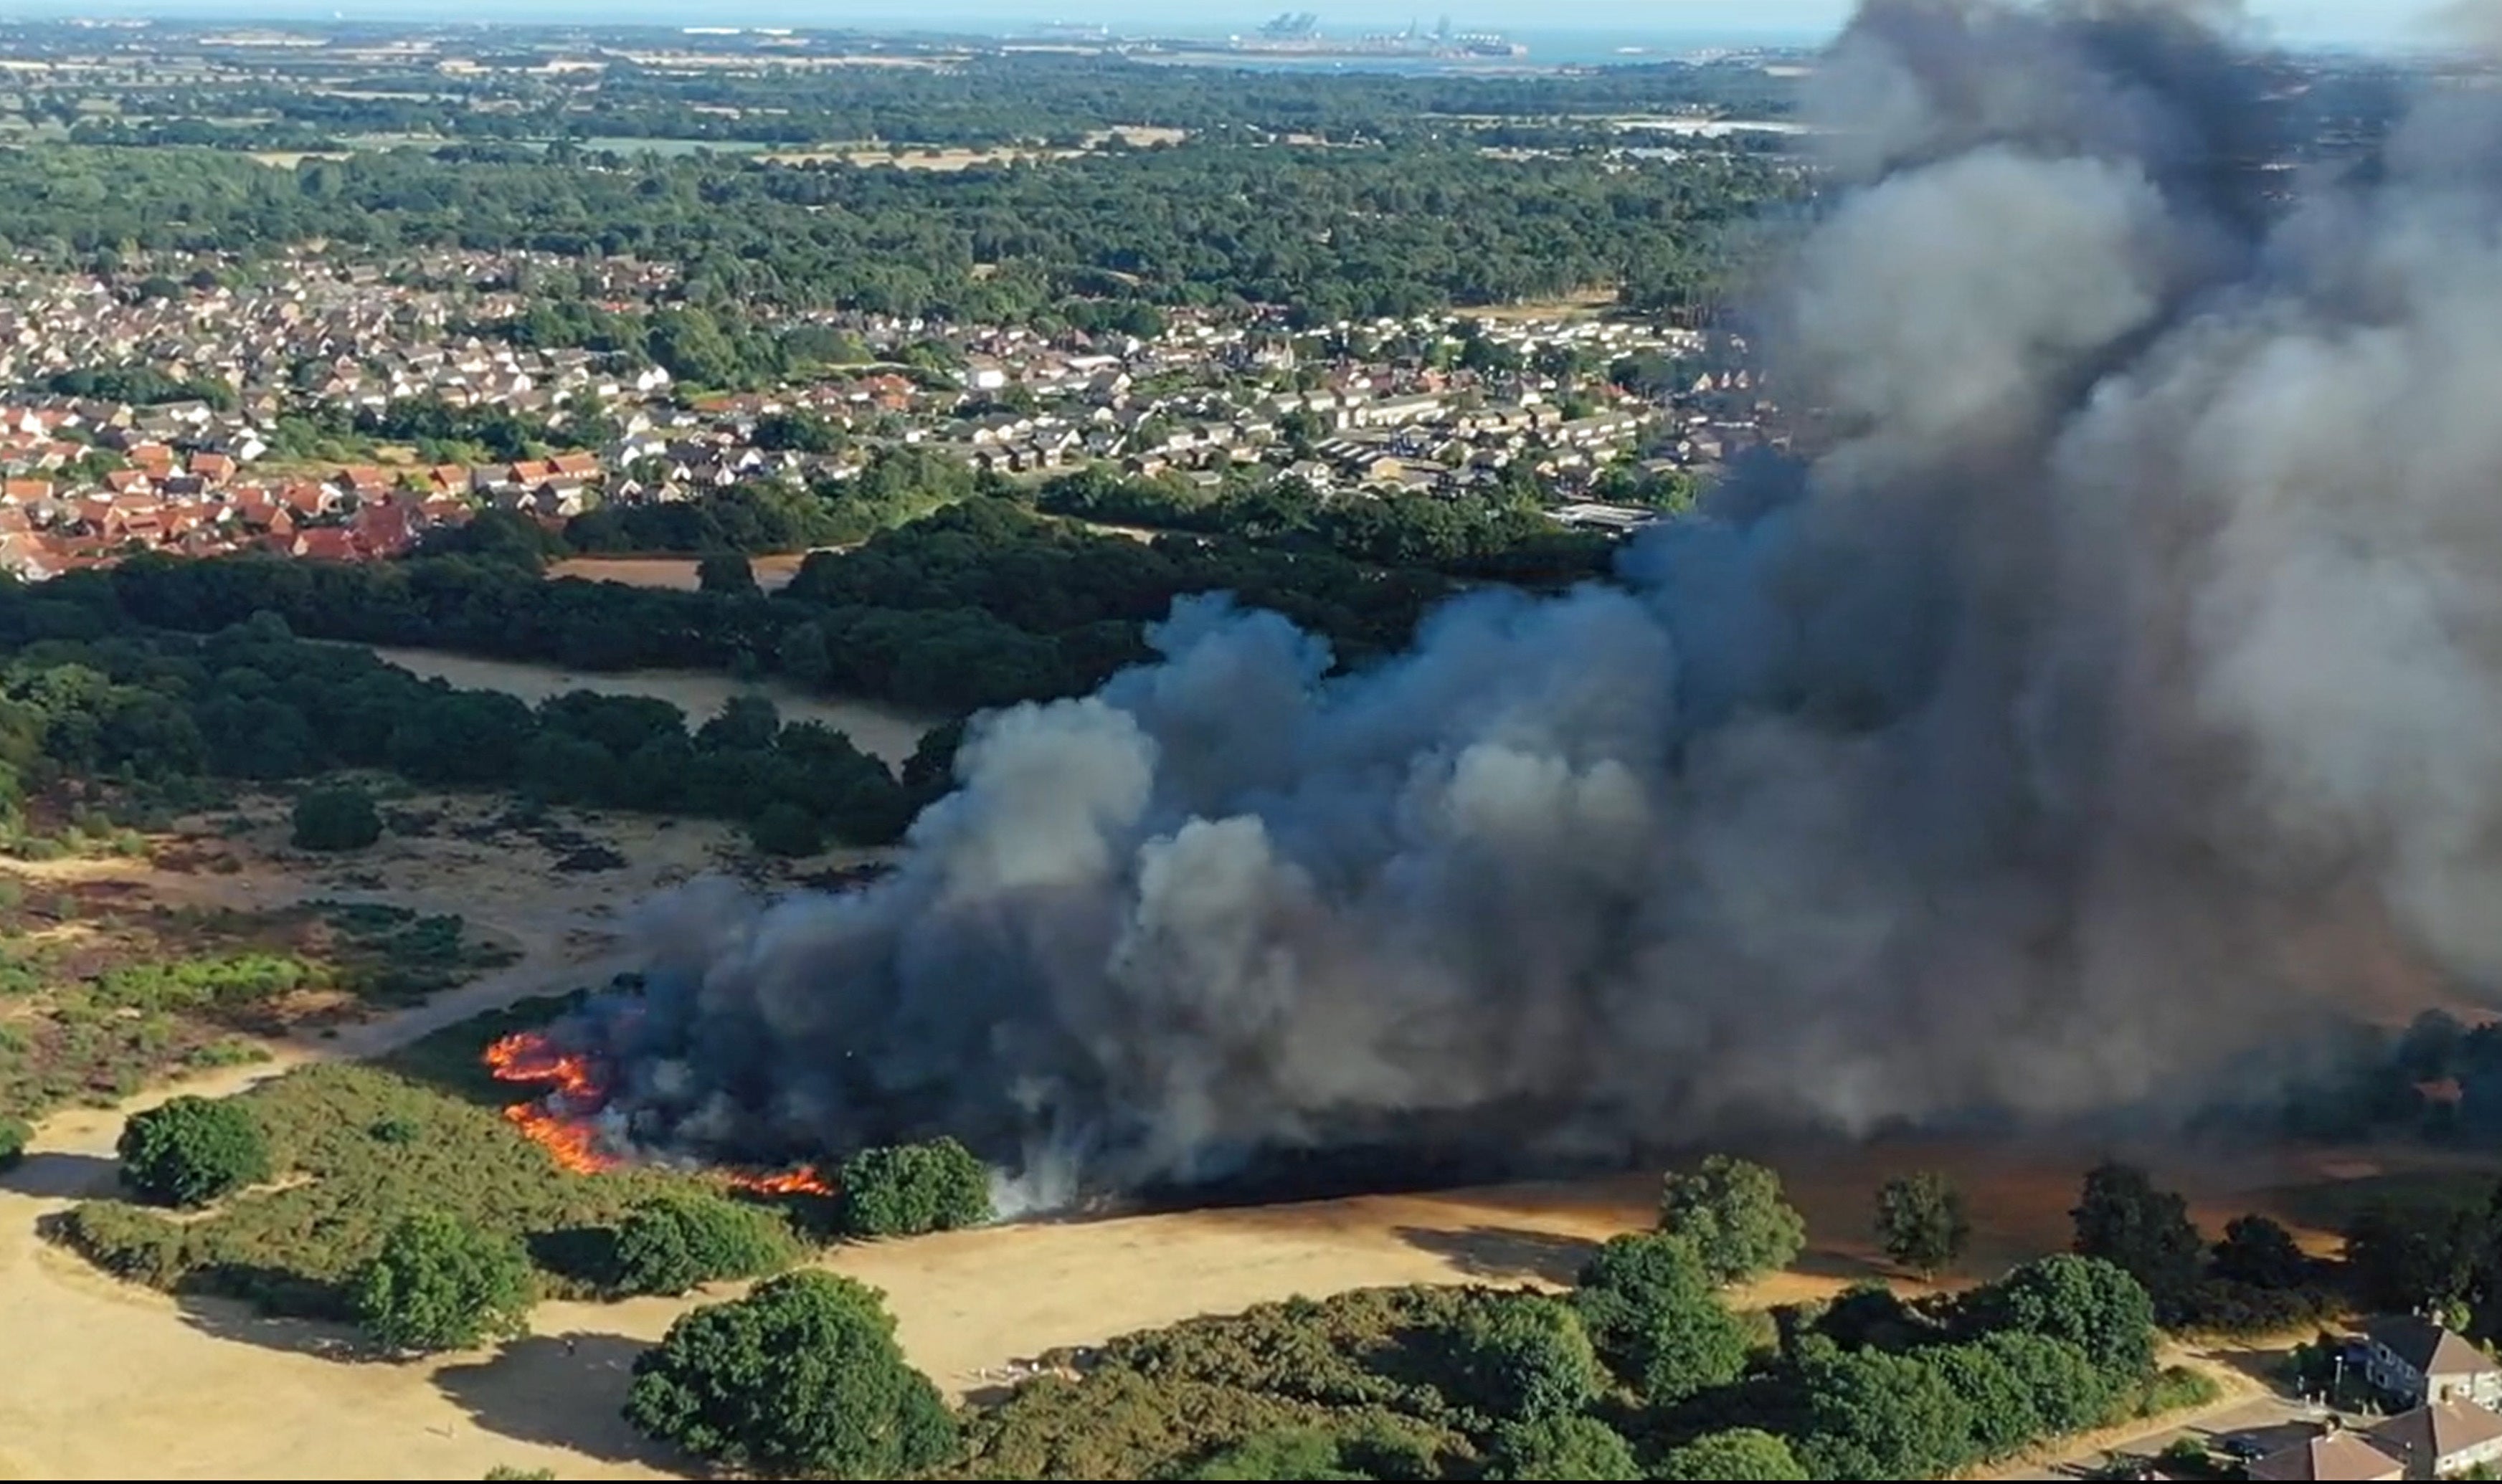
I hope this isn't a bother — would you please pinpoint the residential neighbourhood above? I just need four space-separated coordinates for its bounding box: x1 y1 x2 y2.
0 247 1774 580
2068 1318 2502 1483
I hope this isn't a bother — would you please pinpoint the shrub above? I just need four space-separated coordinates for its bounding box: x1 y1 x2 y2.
1571 1232 1748 1402
0 1112 29 1169
1986 1254 2159 1380
350 1209 538 1354
747 801 823 857
1481 1415 1639 1480
1794 1346 1978 1481
117 1095 270 1207
696 551 760 596
1655 1427 1809 1481
612 1191 795 1296
1451 1295 1598 1423
835 1136 992 1237
1185 1430 1370 1480
623 1270 957 1478
291 784 383 852
1658 1154 1807 1284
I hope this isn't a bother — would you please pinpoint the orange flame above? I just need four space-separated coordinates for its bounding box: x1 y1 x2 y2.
725 1164 838 1198
480 1030 834 1190
485 1029 621 1174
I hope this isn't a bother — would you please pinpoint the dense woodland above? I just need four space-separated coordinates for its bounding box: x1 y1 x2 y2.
36 42 1805 148
0 136 1798 323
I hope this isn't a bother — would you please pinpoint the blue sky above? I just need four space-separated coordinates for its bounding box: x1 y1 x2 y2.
0 1 2460 50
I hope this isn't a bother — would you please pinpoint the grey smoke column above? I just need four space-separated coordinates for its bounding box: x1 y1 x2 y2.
597 0 2502 1198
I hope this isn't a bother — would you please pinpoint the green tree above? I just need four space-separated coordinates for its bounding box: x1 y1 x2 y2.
2212 1213 2308 1290
0 1113 29 1170
1988 1253 2159 1379
1571 1232 1748 1402
1976 1330 2111 1435
2345 1201 2484 1313
1185 1430 1368 1480
696 551 759 597
1658 1154 1807 1284
1927 1341 2039 1458
1654 1428 1808 1481
1794 1346 1978 1481
291 784 383 852
117 1095 270 1207
835 1137 992 1237
613 1192 795 1296
1453 1295 1600 1423
1481 1415 1639 1481
350 1209 537 1354
747 801 824 857
2070 1162 2204 1318
622 1270 956 1478
1875 1171 1971 1278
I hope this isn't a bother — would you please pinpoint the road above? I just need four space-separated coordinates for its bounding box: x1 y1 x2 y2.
1997 1389 2322 1480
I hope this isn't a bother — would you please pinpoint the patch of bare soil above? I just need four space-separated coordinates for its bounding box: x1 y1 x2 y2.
360 644 939 768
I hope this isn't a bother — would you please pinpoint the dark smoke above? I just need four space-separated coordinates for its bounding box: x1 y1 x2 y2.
577 0 2502 1209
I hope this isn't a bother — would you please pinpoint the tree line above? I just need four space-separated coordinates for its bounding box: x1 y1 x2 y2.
85 494 1501 715
69 49 1802 151
0 599 946 855
0 133 1799 326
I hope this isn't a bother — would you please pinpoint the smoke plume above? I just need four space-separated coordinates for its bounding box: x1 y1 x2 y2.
579 0 2502 1202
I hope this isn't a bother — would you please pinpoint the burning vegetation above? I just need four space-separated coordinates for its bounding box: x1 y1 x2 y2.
483 1029 833 1196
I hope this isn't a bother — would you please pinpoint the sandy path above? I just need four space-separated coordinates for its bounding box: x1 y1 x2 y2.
546 553 814 594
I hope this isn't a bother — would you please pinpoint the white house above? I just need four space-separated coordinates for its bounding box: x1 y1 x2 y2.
2361 1317 2502 1409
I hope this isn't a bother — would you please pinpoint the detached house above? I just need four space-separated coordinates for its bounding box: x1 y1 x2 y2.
2361 1317 2502 1409
2370 1398 2502 1478
2248 1427 2403 1483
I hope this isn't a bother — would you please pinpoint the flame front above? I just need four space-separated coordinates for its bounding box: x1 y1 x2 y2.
481 1029 835 1192
726 1164 837 1198
485 1029 622 1174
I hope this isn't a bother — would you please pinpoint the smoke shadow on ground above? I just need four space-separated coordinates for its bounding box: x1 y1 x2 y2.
0 1149 116 1199
175 1291 385 1363
434 1331 679 1468
1391 1224 1600 1285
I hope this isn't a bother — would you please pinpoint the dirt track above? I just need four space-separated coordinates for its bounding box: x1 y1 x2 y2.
1 822 2493 1478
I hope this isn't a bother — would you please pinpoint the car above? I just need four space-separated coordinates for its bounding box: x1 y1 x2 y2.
2217 1437 2266 1461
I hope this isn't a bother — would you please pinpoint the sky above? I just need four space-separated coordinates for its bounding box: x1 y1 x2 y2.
0 1 2465 50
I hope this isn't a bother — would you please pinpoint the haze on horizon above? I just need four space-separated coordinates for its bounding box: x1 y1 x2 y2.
0 0 2468 52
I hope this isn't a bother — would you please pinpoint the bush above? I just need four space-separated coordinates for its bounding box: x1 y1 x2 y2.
1481 1415 1639 1480
1185 1430 1371 1480
1794 1346 1978 1481
613 1191 795 1296
1986 1254 2159 1380
1658 1154 1807 1284
835 1136 992 1237
747 800 824 857
117 1095 270 1207
1655 1427 1809 1481
291 784 384 852
0 1113 29 1169
1452 1295 1599 1423
623 1270 957 1478
1571 1232 1748 1402
350 1209 538 1354
696 551 760 596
